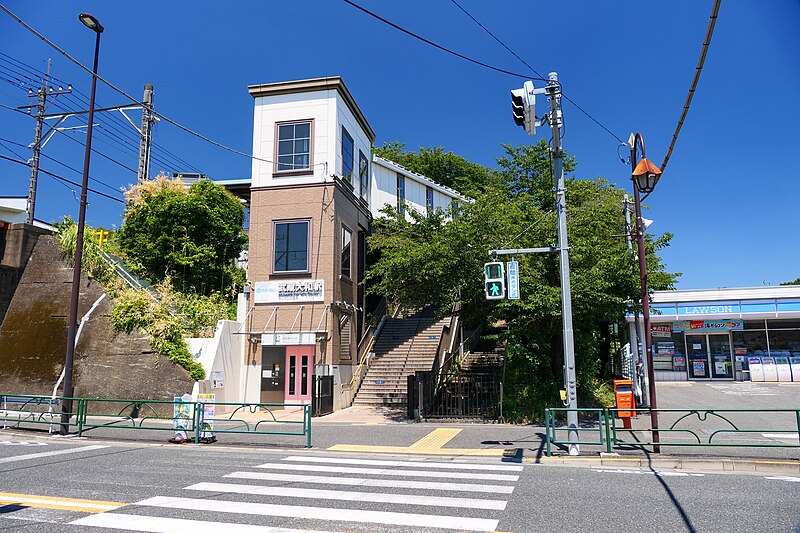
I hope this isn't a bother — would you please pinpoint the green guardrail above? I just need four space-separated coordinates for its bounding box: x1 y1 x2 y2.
1 394 81 433
1 394 312 448
545 406 800 456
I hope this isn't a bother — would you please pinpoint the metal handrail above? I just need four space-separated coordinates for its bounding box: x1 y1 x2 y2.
341 327 379 393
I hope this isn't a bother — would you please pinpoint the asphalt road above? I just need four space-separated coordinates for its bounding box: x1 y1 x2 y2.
0 436 798 533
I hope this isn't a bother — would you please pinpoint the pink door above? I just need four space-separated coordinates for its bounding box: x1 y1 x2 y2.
285 346 313 404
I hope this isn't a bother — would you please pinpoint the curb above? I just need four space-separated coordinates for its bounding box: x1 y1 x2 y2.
530 454 800 474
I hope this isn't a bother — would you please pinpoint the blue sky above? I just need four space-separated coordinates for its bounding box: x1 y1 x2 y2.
1 1 798 289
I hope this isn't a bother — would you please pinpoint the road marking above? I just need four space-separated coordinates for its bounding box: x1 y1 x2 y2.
0 444 108 464
0 491 126 513
765 475 800 483
73 513 339 532
136 495 500 532
761 433 800 440
0 440 47 446
282 455 524 471
225 471 515 494
254 462 519 481
186 481 507 510
327 426 511 455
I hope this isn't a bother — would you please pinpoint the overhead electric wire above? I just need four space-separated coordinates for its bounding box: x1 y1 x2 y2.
0 153 125 204
449 0 626 146
659 0 721 174
0 4 319 171
341 0 546 82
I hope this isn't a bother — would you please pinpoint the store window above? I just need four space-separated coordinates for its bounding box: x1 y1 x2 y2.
341 226 352 279
276 121 312 173
273 220 309 272
767 319 800 356
341 127 354 185
359 151 369 198
651 329 686 372
732 329 769 358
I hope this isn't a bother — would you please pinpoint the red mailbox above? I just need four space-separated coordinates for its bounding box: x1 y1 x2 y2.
613 379 636 418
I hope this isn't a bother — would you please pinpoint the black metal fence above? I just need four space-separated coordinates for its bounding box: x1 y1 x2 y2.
312 375 334 417
411 371 501 420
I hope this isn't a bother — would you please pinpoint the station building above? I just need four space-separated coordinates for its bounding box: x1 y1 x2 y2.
628 285 800 383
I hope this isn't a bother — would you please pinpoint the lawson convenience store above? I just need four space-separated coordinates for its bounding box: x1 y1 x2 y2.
628 285 800 382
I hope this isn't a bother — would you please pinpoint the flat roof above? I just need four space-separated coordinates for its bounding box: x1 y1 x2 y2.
247 76 375 142
653 285 800 303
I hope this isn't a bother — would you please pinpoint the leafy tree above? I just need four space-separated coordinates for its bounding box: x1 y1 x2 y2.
118 174 247 297
781 278 800 285
366 141 679 419
374 141 495 195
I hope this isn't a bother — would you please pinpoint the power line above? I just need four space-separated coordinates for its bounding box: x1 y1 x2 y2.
0 153 125 204
448 0 626 146
341 0 547 81
0 4 320 171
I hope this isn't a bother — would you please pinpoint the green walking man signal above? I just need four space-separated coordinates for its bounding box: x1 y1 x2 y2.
484 261 506 300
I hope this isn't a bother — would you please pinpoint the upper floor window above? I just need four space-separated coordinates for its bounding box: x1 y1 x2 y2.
341 225 352 279
396 173 405 214
451 200 459 221
273 220 309 272
276 121 311 173
359 151 369 199
341 127 354 185
426 187 434 215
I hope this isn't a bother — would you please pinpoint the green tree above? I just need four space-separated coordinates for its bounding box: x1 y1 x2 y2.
374 141 495 195
366 141 679 419
117 174 246 297
781 278 800 285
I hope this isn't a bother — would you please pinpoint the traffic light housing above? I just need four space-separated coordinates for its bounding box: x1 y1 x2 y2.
511 80 536 135
484 261 506 300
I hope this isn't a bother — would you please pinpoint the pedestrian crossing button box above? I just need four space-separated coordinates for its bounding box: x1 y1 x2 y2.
613 379 636 418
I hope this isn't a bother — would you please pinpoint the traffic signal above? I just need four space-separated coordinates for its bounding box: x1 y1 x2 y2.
511 80 536 135
484 261 506 300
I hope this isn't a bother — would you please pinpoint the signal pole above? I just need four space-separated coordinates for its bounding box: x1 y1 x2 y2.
24 82 72 224
136 83 154 183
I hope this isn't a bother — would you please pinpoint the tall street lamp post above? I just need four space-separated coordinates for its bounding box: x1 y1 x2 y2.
629 132 662 453
61 13 104 434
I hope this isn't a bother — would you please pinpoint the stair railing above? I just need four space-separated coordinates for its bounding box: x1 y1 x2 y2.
341 297 390 398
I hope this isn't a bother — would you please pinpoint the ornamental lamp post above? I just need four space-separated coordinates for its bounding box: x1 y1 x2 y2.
629 132 662 453
61 13 103 435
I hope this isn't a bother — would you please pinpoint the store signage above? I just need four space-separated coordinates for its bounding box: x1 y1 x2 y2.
672 320 743 332
261 332 316 346
254 280 324 303
679 304 738 315
651 325 673 338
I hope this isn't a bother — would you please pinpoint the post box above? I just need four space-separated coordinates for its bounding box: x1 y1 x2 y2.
613 379 636 418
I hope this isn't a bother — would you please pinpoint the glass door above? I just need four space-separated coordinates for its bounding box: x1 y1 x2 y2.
709 334 733 379
686 334 710 379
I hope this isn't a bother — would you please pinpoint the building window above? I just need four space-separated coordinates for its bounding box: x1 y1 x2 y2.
341 127 354 185
341 226 352 279
273 220 309 272
276 121 311 172
451 200 459 220
396 173 405 214
426 187 434 215
359 151 369 198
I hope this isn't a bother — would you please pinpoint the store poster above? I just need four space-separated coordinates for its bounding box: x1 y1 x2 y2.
715 361 728 375
657 342 675 356
173 394 193 440
673 356 686 369
198 393 215 437
693 360 706 376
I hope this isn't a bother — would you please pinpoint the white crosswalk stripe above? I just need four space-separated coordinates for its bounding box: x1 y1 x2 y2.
71 454 522 532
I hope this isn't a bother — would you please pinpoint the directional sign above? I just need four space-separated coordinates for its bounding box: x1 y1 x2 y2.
507 261 520 300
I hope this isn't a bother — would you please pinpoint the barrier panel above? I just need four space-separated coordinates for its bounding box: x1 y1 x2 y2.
0 394 80 433
545 406 800 455
1 394 312 448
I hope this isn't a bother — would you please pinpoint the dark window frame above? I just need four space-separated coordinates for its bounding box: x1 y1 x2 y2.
396 173 406 214
426 186 434 215
341 224 352 279
341 126 354 185
359 150 369 198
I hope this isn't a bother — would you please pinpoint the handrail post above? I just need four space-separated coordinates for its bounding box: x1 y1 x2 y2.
603 407 612 453
545 408 551 457
193 401 201 444
77 398 85 437
306 404 312 448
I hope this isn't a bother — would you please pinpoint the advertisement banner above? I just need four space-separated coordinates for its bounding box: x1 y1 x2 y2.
198 393 215 443
673 320 743 332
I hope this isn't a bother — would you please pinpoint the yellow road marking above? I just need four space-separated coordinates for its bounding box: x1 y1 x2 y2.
409 428 462 449
328 427 511 455
0 492 127 514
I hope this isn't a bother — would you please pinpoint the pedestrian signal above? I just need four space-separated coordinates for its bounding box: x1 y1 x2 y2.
484 261 506 300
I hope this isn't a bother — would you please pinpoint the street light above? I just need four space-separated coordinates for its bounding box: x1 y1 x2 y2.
629 132 662 453
61 13 103 434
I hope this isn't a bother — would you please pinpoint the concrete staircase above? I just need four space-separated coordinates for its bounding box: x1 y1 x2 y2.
353 311 449 408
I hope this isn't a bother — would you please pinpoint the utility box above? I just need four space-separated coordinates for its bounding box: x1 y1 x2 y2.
613 379 636 418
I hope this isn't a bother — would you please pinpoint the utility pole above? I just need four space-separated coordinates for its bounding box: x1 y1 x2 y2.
24 80 72 224
136 83 154 183
547 72 580 456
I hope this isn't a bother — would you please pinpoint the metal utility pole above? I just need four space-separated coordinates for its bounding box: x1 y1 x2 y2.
24 83 72 224
136 83 154 183
546 72 580 456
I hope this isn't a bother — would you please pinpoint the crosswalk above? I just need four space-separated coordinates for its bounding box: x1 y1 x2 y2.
70 454 523 532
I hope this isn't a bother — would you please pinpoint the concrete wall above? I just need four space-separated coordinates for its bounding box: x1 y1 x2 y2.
0 223 51 325
0 235 195 399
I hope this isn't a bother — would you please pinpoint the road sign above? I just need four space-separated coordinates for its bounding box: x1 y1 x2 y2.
507 260 520 300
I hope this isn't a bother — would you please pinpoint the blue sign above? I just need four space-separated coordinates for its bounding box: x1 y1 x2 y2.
507 261 520 300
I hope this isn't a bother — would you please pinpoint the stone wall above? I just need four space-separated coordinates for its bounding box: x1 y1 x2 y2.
0 223 51 324
0 235 195 399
